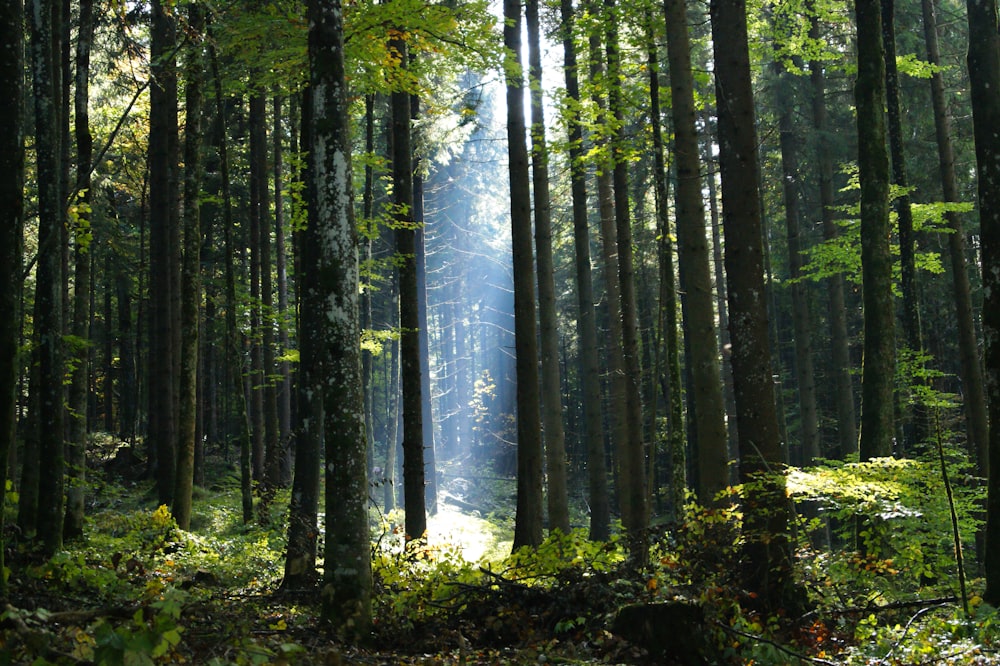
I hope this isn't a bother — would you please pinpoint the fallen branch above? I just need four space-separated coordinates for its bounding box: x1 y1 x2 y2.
712 619 839 666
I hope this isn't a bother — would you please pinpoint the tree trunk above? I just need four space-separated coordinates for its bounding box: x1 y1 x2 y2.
65 0 94 541
307 0 373 632
283 85 320 591
505 0 545 550
273 93 293 481
391 40 427 542
921 0 988 474
711 0 795 608
174 3 204 531
526 0 570 536
558 0 609 541
0 0 24 593
771 56 820 464
663 0 729 502
32 0 66 555
965 0 1000 605
856 0 895 461
605 0 648 548
646 19 686 518
149 0 179 508
808 8 857 458
882 0 926 452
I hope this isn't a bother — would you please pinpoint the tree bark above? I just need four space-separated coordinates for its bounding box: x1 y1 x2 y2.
965 0 1000 605
149 0 179 508
663 0 729 502
526 0 570 536
32 0 66 554
605 0 648 547
0 0 24 594
808 8 857 458
558 0 609 541
174 4 204 531
391 39 427 542
307 0 373 633
65 0 94 541
921 0 988 474
855 0 896 461
711 0 795 608
505 0 545 550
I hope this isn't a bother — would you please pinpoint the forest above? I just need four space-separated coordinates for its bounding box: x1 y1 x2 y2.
2 0 1000 661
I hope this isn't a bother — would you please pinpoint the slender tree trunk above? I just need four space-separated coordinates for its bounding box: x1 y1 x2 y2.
283 85 320 590
308 0 373 631
646 19 686 518
0 0 24 593
174 4 204 531
558 0 609 541
32 0 65 554
505 0 545 550
663 0 729 502
209 39 253 523
921 0 988 473
711 0 795 608
771 55 820 463
856 0 896 461
411 94 437 516
149 0 179 508
391 39 427 542
65 0 94 540
810 7 857 458
526 0 570 535
605 0 648 547
248 94 266 486
882 0 926 451
273 93 293 477
965 0 1000 605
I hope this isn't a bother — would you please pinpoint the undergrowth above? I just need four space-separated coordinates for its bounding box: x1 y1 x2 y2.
1 438 999 664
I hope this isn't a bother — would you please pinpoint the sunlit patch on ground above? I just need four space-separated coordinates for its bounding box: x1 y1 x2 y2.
426 504 508 562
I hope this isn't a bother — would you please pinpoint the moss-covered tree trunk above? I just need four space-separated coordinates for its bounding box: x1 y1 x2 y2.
174 4 204 531
856 0 895 462
307 0 373 633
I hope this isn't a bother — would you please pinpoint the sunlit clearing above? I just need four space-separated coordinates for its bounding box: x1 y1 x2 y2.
426 504 507 563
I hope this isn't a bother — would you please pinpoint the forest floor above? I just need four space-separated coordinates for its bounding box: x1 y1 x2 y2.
2 443 1000 664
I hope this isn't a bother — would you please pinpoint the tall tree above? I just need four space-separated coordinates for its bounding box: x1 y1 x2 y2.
808 7 857 458
174 4 205 531
149 0 180 507
882 0 926 450
391 38 427 542
0 0 24 593
605 0 647 545
283 87 320 590
921 0 988 473
856 0 895 462
65 0 95 540
505 0 544 550
663 0 729 502
307 0 373 633
526 0 570 535
770 43 820 464
558 0 610 540
965 0 1000 604
646 17 685 516
32 0 66 554
711 0 795 608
